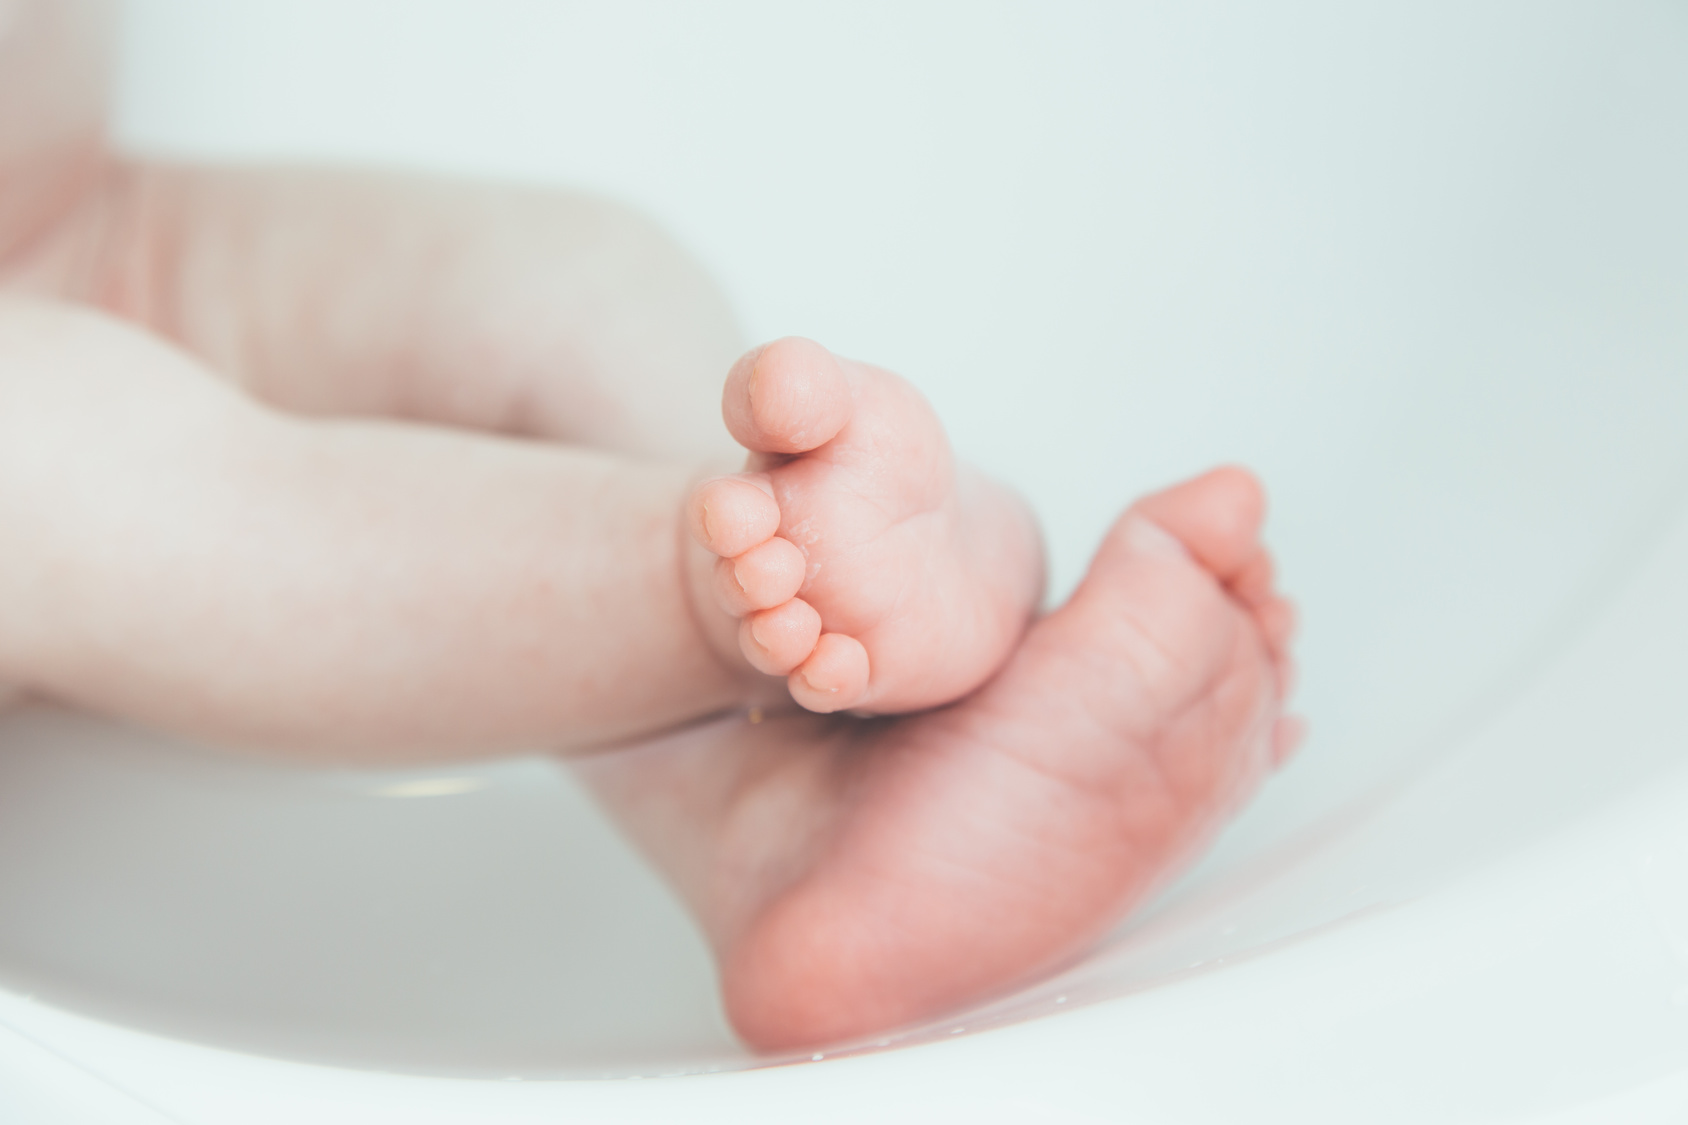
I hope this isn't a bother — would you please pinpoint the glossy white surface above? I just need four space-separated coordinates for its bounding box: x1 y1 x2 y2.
3 1 1687 1120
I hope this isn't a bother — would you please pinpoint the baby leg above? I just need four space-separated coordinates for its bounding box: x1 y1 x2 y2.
0 297 759 757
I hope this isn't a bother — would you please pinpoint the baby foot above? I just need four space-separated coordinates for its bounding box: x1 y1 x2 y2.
585 466 1298 1050
724 467 1296 1047
686 338 1044 714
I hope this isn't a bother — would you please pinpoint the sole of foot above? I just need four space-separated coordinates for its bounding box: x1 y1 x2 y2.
717 466 1299 1049
687 337 1044 715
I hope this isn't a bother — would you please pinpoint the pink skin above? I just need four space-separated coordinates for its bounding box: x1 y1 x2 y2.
588 466 1298 1049
688 338 1045 714
1 0 1302 1049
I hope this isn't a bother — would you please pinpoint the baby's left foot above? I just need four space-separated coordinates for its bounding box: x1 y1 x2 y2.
687 338 1043 714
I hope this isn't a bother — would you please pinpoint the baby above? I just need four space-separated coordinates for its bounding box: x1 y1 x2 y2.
0 0 1298 1050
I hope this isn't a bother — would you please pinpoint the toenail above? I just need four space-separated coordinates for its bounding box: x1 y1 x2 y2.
801 672 838 694
700 501 716 546
747 618 770 653
1123 515 1189 559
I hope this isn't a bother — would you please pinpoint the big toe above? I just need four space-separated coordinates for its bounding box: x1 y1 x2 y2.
722 337 856 455
1131 465 1267 584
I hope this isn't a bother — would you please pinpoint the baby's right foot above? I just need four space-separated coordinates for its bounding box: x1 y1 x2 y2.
687 338 1043 714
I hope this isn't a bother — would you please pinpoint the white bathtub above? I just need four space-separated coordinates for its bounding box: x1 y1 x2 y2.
3 2 1687 1120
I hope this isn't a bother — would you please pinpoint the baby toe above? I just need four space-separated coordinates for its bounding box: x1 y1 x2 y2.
739 598 823 675
722 337 855 455
1133 465 1267 583
714 537 808 616
689 475 781 558
1271 715 1307 766
788 633 870 713
1230 549 1276 609
1255 596 1296 661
